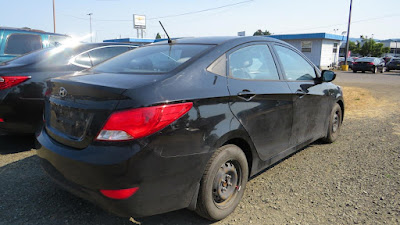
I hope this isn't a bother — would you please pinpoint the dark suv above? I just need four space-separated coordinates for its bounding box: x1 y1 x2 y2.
386 57 400 71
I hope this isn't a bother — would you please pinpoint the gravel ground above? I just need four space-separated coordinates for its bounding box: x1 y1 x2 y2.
0 71 399 225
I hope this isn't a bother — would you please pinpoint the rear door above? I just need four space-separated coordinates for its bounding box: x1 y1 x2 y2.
226 43 293 161
271 44 331 147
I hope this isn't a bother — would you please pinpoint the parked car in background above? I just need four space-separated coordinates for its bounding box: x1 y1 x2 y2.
338 57 355 69
0 27 70 63
0 43 135 134
386 57 400 71
352 57 386 73
37 36 344 221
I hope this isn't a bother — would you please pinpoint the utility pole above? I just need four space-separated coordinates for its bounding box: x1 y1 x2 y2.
52 0 56 33
344 0 353 68
87 13 93 42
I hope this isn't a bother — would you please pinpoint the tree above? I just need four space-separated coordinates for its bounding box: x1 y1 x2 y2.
155 33 161 39
348 41 360 54
253 29 271 36
357 37 390 57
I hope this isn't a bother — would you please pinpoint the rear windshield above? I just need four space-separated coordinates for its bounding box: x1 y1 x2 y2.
93 44 213 74
356 58 374 62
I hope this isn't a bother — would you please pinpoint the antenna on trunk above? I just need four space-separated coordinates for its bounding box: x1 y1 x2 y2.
159 21 172 44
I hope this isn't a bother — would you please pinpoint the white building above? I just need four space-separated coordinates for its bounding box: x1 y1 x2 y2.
268 33 344 70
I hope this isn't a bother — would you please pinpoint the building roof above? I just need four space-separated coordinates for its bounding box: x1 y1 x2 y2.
267 33 345 41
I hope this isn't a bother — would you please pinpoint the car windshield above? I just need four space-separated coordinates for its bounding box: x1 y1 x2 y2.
92 44 213 74
356 58 374 62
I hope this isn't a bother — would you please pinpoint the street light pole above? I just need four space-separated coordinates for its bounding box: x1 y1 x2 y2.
344 0 353 68
87 13 93 42
395 41 398 57
52 0 56 33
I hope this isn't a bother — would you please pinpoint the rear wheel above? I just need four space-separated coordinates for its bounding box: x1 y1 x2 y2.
195 144 248 221
352 70 357 73
362 71 365 73
322 103 342 143
373 67 377 73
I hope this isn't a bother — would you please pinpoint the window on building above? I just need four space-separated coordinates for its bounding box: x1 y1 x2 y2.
301 41 312 53
333 43 338 53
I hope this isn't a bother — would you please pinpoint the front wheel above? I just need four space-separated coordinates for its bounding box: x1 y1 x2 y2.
195 144 248 221
322 103 342 143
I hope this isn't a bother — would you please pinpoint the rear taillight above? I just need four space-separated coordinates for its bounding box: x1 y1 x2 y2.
0 118 4 122
100 187 139 199
96 102 193 141
353 62 357 64
0 76 30 90
368 62 374 65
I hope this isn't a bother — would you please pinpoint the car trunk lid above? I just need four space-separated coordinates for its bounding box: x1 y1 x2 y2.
44 72 164 149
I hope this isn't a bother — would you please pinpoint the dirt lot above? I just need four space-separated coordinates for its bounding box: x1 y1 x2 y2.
1 71 399 225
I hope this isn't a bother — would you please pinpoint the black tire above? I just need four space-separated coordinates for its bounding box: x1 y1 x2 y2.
352 70 357 73
195 144 248 221
387 69 390 72
373 67 377 73
322 103 342 143
362 71 365 73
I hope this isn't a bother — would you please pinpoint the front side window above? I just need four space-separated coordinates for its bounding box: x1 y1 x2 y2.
274 45 316 81
93 44 213 74
228 45 279 80
5 33 42 55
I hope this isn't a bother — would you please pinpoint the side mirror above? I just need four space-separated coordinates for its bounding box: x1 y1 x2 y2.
321 70 336 82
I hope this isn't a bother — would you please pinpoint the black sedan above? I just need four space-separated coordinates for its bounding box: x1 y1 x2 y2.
352 57 386 73
0 43 135 134
386 57 400 71
37 36 344 221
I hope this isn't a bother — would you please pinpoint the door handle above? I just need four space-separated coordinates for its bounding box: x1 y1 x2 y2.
237 89 256 101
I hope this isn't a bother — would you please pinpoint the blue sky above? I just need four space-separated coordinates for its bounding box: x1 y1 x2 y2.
1 0 399 41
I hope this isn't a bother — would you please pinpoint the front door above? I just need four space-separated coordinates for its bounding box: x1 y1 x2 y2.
227 43 293 161
272 44 331 147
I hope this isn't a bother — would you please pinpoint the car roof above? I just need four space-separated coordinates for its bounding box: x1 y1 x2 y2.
0 26 68 36
152 36 286 46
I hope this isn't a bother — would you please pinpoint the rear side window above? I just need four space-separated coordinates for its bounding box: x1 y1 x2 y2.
228 45 279 80
93 44 213 74
48 35 70 47
4 33 42 55
274 45 316 81
88 46 133 66
73 53 92 68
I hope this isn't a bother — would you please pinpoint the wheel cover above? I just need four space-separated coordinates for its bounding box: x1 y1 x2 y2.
212 160 241 209
332 110 340 133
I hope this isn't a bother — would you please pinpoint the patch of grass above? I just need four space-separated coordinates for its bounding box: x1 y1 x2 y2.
342 86 398 119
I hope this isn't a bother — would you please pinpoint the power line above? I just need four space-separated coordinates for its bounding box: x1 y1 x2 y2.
275 14 400 34
60 0 254 22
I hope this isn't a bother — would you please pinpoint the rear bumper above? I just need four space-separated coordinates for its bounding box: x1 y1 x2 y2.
36 129 211 217
352 65 373 71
